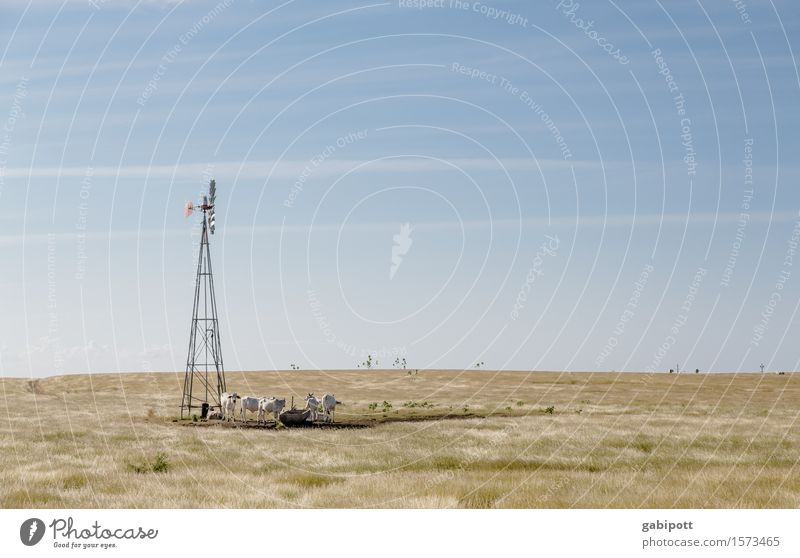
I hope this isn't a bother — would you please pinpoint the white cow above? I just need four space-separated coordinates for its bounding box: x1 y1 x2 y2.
207 409 223 420
321 393 342 422
304 393 320 422
258 397 286 423
239 396 261 422
220 392 240 422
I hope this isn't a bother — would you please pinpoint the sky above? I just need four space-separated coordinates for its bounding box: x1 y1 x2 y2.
1 0 799 377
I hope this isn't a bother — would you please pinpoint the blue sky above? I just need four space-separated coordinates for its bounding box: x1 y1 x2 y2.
1 0 799 376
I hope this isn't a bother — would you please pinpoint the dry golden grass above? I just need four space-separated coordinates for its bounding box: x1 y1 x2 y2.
1 370 798 508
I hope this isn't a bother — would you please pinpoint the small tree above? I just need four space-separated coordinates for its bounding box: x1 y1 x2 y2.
358 354 377 369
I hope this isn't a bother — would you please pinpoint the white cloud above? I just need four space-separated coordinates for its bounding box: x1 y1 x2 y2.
0 157 588 180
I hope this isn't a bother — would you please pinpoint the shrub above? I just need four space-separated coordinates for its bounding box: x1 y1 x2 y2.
25 380 44 395
543 406 555 415
128 453 171 474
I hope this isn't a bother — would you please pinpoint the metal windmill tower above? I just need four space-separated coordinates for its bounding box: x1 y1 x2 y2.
180 179 226 418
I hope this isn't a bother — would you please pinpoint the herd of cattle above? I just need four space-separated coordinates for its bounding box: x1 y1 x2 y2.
207 392 342 424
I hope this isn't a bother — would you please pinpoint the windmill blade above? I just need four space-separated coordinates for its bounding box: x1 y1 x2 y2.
209 210 216 234
184 201 194 218
209 179 216 206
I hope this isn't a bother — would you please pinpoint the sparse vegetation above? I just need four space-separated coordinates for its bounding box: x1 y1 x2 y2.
127 453 171 474
402 400 434 408
543 405 555 415
358 354 378 369
0 370 798 508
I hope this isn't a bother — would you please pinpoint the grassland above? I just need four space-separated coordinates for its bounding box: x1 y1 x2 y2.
1 370 798 508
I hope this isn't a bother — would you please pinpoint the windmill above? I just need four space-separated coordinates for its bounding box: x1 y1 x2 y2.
180 179 226 419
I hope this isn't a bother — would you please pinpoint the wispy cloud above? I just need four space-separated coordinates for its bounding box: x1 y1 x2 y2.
1 157 592 180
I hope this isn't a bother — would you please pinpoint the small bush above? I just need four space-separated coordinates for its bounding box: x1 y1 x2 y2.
25 380 44 395
402 400 434 408
128 453 171 474
543 406 555 415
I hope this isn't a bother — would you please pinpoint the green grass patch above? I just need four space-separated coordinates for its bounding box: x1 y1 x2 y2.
459 488 502 508
127 452 171 474
285 472 345 488
62 473 88 490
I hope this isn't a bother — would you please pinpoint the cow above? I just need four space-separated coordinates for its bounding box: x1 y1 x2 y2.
321 393 342 422
258 397 286 423
207 409 223 420
239 396 261 422
304 393 320 422
220 392 240 422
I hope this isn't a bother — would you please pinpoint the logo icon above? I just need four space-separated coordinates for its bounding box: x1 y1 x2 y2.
390 223 413 280
20 518 45 546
